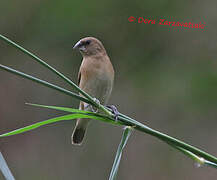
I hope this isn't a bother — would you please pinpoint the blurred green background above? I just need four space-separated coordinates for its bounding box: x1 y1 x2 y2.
0 0 217 179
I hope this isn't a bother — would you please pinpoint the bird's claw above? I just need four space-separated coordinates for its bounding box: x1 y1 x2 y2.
93 98 100 105
92 98 101 112
85 98 100 113
106 105 120 121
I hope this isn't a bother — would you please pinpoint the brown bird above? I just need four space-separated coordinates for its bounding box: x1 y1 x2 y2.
72 37 115 145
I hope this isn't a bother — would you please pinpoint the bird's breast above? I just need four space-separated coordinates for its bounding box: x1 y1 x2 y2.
81 66 113 105
86 73 112 104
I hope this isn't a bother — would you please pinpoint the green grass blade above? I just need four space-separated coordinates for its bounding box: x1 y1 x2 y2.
0 35 83 95
0 152 15 180
171 144 217 169
26 103 122 125
0 64 90 105
26 103 96 115
109 127 133 180
0 34 111 115
0 113 109 137
204 160 217 168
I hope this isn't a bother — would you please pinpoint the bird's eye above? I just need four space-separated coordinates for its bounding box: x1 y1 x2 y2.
85 40 91 45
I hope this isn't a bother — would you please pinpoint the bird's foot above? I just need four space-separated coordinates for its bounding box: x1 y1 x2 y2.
106 105 120 121
84 98 100 113
92 98 100 112
92 98 100 105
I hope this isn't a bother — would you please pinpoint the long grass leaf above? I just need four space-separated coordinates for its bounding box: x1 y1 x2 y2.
109 127 133 180
0 34 111 115
0 64 90 104
25 103 122 125
0 113 106 137
26 103 96 115
171 144 217 169
0 152 15 180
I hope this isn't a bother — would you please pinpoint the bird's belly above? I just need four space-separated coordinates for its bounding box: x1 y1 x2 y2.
83 75 112 105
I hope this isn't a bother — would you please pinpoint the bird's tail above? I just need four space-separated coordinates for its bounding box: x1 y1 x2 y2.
72 102 90 145
71 118 89 145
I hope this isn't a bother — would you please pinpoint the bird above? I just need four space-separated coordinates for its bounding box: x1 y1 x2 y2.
72 37 115 145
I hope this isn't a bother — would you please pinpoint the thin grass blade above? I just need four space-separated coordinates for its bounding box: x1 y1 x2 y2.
0 113 111 137
0 64 90 105
109 126 133 180
171 144 217 168
0 152 15 180
25 103 122 125
0 34 111 115
26 103 96 115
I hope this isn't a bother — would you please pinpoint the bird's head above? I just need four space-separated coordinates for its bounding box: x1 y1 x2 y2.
73 37 106 56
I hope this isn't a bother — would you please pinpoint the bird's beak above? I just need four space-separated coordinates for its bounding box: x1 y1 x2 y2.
73 40 86 52
73 40 81 49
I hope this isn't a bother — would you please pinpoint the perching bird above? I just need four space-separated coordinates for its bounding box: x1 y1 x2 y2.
72 37 114 145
